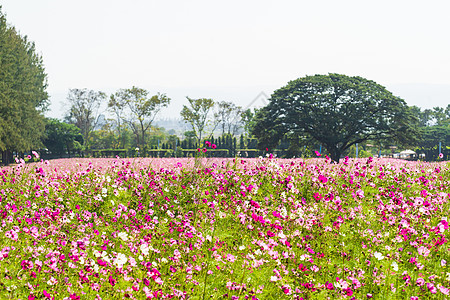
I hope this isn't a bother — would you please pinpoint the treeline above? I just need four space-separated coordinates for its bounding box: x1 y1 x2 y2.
41 84 448 162
39 87 255 160
410 105 450 160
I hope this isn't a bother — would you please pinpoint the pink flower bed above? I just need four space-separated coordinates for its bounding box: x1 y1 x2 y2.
0 156 449 299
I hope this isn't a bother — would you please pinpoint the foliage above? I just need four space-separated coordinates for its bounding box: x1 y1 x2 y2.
252 74 419 162
410 105 450 127
65 88 106 149
180 97 215 146
216 101 244 136
415 125 450 160
0 8 48 163
241 108 255 136
43 118 82 156
408 105 450 161
108 87 170 149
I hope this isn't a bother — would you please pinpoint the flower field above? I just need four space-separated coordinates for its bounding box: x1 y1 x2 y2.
0 156 449 299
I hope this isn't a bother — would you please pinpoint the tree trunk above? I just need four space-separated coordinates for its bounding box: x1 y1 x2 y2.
140 121 145 150
1 150 12 166
329 149 341 163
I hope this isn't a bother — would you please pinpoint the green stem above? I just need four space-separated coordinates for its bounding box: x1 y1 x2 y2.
237 266 247 297
201 226 215 300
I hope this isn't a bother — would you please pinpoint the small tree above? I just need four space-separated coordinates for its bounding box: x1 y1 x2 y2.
43 118 82 157
180 97 215 146
109 87 170 150
65 89 106 149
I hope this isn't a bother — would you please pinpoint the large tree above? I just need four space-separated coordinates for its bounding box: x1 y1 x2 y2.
0 8 48 164
252 73 418 162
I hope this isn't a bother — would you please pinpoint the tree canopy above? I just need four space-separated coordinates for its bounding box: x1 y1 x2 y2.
43 118 82 157
252 73 418 162
180 97 215 146
108 87 170 150
0 7 48 164
65 88 106 149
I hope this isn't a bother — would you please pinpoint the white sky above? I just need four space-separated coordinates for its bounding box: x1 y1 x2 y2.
1 0 450 119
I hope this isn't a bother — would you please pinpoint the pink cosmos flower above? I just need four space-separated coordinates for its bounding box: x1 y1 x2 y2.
43 290 53 299
325 281 334 290
318 175 328 183
143 286 152 298
5 230 18 241
109 275 116 286
344 288 353 296
282 286 291 295
439 286 449 295
310 265 319 272
315 150 321 156
416 278 425 286
418 246 430 257
427 282 437 294
226 254 236 263
21 260 34 270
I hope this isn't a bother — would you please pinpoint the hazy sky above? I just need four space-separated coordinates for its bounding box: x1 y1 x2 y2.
1 0 450 119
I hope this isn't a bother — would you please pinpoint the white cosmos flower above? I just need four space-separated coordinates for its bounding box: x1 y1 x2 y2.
140 244 150 256
391 261 399 271
113 253 128 268
278 231 286 239
374 252 384 260
117 232 129 241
